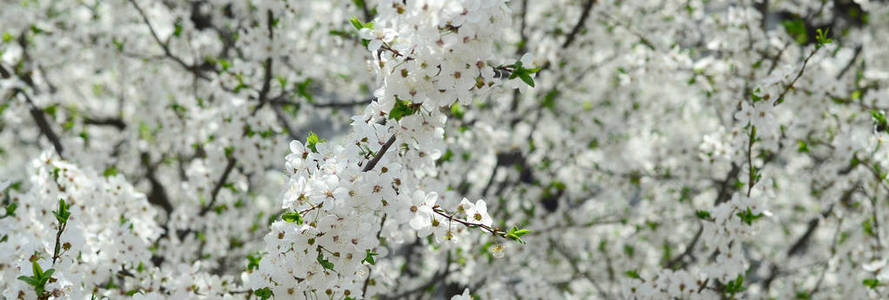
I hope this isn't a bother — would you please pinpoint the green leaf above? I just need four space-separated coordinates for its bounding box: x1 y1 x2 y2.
42 269 54 280
317 252 335 270
363 249 378 265
736 207 763 226
873 110 888 131
388 97 420 121
724 274 746 295
103 166 118 178
450 103 464 119
281 212 303 225
505 226 531 244
2 202 17 218
32 260 42 278
542 89 560 111
508 60 538 88
518 70 536 86
863 278 880 289
254 287 273 300
864 218 876 237
350 17 364 31
247 253 262 271
797 140 809 153
296 78 314 103
695 210 711 220
306 131 324 153
781 18 808 45
18 275 39 287
54 199 71 224
173 22 183 38
625 270 641 279
815 28 832 49
218 59 232 72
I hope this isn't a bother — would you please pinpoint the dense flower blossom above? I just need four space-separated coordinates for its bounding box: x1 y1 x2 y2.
1 0 888 299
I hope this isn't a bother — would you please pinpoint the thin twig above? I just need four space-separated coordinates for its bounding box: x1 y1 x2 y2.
128 0 210 80
773 46 822 105
562 0 597 48
665 225 703 269
15 88 65 157
199 157 238 216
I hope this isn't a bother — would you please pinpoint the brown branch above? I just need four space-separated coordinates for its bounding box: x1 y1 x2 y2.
363 214 387 297
142 152 174 215
251 10 276 115
773 46 821 105
15 88 64 158
517 0 529 54
357 0 374 22
128 0 210 80
84 117 126 130
665 225 703 269
51 219 68 265
550 238 608 298
0 63 10 78
836 45 862 80
714 163 741 205
432 207 508 238
199 157 237 216
269 96 374 108
362 135 397 172
563 0 597 48
271 104 299 141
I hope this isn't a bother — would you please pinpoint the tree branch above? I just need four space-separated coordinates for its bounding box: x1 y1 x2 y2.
251 10 275 115
362 135 397 172
84 117 126 130
665 224 703 269
15 88 64 158
269 96 374 108
563 0 597 48
128 0 210 80
199 157 237 216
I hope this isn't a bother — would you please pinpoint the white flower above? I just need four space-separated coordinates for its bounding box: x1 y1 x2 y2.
465 199 492 227
406 191 437 232
451 288 472 300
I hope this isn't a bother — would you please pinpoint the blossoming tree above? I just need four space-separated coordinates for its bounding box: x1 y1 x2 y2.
1 0 888 299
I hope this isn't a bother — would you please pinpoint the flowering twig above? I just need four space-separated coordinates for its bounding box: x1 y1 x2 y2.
773 45 822 106
432 206 507 238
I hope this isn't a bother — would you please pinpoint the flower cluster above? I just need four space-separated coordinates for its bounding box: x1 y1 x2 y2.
246 1 518 298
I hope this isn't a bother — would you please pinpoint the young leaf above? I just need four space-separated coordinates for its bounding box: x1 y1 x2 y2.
695 210 711 220
281 212 303 225
363 249 378 265
389 97 420 121
254 287 273 300
317 252 335 270
863 278 880 289
247 253 262 271
306 132 322 153
736 207 763 226
506 226 531 244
